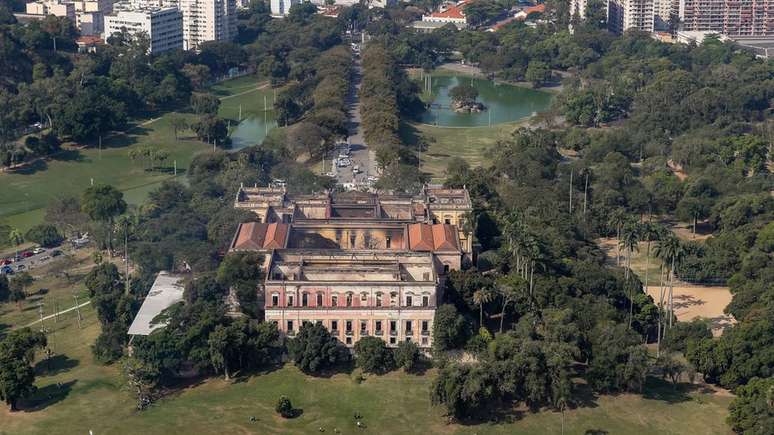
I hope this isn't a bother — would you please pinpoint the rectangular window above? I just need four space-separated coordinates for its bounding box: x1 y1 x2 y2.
332 295 338 306
287 295 294 307
271 294 279 307
317 293 323 306
389 336 396 345
385 236 391 249
360 320 367 332
376 293 382 307
422 296 429 307
302 293 308 307
346 320 353 332
287 320 293 332
346 294 352 307
422 320 429 332
421 337 428 346
360 293 367 303
350 234 356 247
405 320 413 333
406 295 413 306
444 218 451 224
346 336 352 345
331 320 338 331
376 320 382 332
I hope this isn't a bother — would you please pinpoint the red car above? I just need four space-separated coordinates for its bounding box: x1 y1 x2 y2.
21 251 33 258
1 259 11 265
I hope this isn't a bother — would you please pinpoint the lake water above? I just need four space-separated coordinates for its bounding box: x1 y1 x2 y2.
418 75 554 127
228 111 277 151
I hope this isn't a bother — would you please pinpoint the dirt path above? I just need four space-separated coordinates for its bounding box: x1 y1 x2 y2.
645 284 734 336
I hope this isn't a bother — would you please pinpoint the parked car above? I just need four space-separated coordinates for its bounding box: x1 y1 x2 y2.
1 258 11 265
51 250 63 257
0 266 12 275
39 256 50 261
21 251 33 258
32 247 45 254
352 165 361 174
16 264 26 271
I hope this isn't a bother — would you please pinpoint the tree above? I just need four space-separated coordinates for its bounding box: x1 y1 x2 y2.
9 272 32 310
727 377 774 434
473 288 495 329
287 322 348 374
354 336 394 374
432 304 470 353
169 116 188 140
0 275 9 303
24 224 63 248
44 196 87 237
619 222 640 328
121 356 159 410
275 395 294 418
449 83 479 104
430 362 499 420
191 115 228 145
525 61 551 88
0 328 46 411
655 235 684 330
496 274 527 333
81 184 127 254
208 324 234 380
655 353 685 386
395 340 420 372
7 228 23 246
190 93 221 115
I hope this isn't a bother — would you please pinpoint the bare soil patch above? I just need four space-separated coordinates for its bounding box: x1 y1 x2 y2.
645 284 735 336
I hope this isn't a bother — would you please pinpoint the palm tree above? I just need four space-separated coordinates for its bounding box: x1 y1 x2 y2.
619 223 640 328
608 209 627 266
496 274 527 333
473 288 495 330
639 222 664 292
655 235 685 330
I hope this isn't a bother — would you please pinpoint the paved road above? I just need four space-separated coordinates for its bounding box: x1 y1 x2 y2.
332 48 377 188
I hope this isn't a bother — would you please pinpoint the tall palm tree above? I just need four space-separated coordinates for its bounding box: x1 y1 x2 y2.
655 235 684 330
639 222 664 292
619 223 640 328
473 288 495 330
608 209 627 266
496 274 527 333
7 228 23 247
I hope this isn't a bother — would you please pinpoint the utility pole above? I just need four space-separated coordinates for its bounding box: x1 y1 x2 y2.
73 294 82 329
239 104 242 121
99 135 102 160
124 221 130 295
38 301 44 332
174 159 177 176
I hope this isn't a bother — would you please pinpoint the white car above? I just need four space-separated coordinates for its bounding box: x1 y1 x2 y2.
338 158 351 167
352 165 361 174
32 247 45 254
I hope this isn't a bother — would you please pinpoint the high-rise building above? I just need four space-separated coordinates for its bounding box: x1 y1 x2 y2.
270 0 299 16
103 3 184 53
178 0 237 50
679 0 772 37
608 0 655 33
570 0 589 20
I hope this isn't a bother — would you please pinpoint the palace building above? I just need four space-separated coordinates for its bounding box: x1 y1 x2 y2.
229 185 473 349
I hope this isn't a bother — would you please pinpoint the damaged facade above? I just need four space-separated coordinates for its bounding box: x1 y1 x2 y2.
229 185 473 349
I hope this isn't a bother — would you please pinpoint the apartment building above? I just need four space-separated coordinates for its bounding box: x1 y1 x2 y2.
679 0 772 37
26 0 76 21
229 186 473 349
178 0 237 50
608 0 655 33
104 3 184 53
270 0 299 16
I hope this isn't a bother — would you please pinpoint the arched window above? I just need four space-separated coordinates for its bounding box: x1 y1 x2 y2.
346 293 353 307
360 292 368 304
376 292 383 307
422 294 430 307
390 292 398 306
332 294 339 307
271 293 279 307
406 293 414 307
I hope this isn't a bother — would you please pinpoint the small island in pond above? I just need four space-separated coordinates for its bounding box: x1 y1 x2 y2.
449 83 487 113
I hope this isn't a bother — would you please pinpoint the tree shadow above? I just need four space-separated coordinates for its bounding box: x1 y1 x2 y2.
11 159 48 175
50 149 85 162
672 294 705 310
19 380 77 412
0 322 9 338
641 376 697 404
570 381 600 409
34 354 80 376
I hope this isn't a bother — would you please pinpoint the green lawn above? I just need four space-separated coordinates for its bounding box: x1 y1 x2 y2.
0 76 273 234
0 291 734 435
400 120 523 180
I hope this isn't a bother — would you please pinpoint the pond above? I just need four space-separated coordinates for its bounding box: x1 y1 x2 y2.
418 74 554 127
228 111 278 151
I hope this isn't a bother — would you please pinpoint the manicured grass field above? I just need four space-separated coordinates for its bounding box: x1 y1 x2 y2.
0 76 273 234
400 120 523 180
0 283 734 435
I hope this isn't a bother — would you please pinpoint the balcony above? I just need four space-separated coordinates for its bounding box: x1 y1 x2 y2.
345 330 353 336
389 330 398 336
421 330 430 336
375 329 383 336
361 330 369 336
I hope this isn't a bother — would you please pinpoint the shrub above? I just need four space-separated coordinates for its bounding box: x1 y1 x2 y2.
275 395 293 418
287 322 349 374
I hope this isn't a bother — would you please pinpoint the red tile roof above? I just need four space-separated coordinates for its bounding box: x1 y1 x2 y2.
523 3 545 15
408 224 461 252
231 222 289 251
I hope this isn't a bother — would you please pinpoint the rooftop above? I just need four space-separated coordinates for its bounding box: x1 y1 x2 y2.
127 272 185 336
